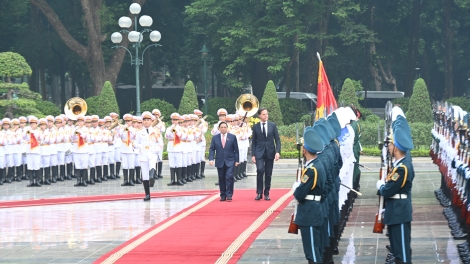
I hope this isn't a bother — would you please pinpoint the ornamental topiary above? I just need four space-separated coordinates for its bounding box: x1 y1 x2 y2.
279 98 309 125
86 81 120 118
260 80 283 126
178 80 199 114
141 98 177 120
0 52 32 80
406 78 432 123
392 97 410 113
339 78 372 118
35 100 61 117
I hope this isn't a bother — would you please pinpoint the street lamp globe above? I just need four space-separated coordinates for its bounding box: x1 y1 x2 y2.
139 15 153 27
128 31 141 43
129 3 141 15
118 16 132 29
111 32 123 44
199 44 209 58
149 31 161 42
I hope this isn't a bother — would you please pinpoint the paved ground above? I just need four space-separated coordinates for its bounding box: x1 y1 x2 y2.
0 158 459 263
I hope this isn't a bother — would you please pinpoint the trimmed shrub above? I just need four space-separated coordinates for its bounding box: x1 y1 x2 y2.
260 80 283 126
86 81 120 118
360 121 432 149
35 100 61 117
207 97 236 116
141 98 177 120
392 97 410 113
447 97 470 112
0 52 32 78
279 98 309 125
339 78 372 118
406 78 432 123
365 114 381 123
178 80 199 114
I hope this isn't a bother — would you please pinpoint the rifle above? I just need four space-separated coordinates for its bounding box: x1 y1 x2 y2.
373 101 392 234
288 123 302 234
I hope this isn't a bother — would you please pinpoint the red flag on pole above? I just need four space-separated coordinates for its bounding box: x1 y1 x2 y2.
315 53 337 120
30 133 39 150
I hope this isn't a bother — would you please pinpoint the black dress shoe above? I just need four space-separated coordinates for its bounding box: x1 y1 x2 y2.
227 196 232 201
255 194 262 200
264 195 270 201
215 182 219 186
143 195 150 201
220 197 226 201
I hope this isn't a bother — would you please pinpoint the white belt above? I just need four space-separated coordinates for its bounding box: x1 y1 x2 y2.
305 195 321 201
390 194 407 199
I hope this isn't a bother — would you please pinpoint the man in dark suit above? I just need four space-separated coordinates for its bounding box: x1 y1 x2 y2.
209 122 239 201
251 108 281 201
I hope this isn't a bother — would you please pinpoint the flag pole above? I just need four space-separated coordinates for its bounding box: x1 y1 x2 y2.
316 52 321 62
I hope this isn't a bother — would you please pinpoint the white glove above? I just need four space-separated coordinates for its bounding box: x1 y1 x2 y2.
376 180 385 190
292 181 301 191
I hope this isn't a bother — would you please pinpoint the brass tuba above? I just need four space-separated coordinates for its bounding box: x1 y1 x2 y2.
64 97 87 120
152 116 164 127
235 94 259 122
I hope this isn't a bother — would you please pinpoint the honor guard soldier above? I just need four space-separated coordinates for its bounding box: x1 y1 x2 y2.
349 104 363 193
10 118 23 182
3 118 15 183
180 114 191 183
132 116 143 184
46 115 59 183
237 112 251 179
166 113 184 186
152 109 165 179
72 115 89 186
376 115 415 264
0 120 7 184
85 115 97 185
24 116 42 187
293 128 326 264
211 108 227 135
190 114 202 180
195 109 207 179
54 116 66 181
119 114 136 186
63 115 74 180
101 116 113 180
18 116 28 180
110 112 121 179
105 116 117 180
134 111 162 201
38 118 51 185
97 119 107 182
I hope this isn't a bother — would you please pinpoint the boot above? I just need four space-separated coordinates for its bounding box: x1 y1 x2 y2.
135 166 142 184
58 165 65 181
236 164 243 180
51 166 57 183
71 164 77 178
191 164 197 181
34 170 42 187
14 166 21 182
22 164 29 180
26 170 34 187
200 161 206 178
103 165 109 180
176 167 184 185
43 167 51 185
115 162 121 179
96 166 103 183
5 167 13 183
143 180 151 201
233 165 238 182
129 169 135 186
242 161 247 177
88 167 95 185
74 169 82 187
157 161 163 178
121 169 130 186
153 163 158 179
81 169 88 186
0 168 5 185
167 168 176 186
195 163 202 179
65 163 73 180
184 167 191 183
109 163 117 179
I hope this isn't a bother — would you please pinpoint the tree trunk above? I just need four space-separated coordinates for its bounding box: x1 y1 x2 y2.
39 55 47 100
443 0 453 98
250 60 271 100
71 68 77 98
369 43 382 91
404 0 421 97
60 61 66 106
377 58 398 91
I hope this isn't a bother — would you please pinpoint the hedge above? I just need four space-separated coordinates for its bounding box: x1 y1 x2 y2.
141 98 177 120
279 98 308 125
360 121 432 149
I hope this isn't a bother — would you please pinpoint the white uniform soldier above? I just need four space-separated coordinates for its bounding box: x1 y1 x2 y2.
211 108 227 136
3 118 15 183
119 114 136 186
110 112 122 179
38 118 53 185
71 115 89 187
104 116 117 180
152 109 165 179
64 115 75 179
0 120 7 184
97 119 108 182
24 116 42 187
46 115 59 183
189 114 201 180
85 116 96 185
238 111 251 178
180 115 192 183
54 116 66 181
133 111 163 201
195 110 207 179
166 113 184 186
18 116 28 180
10 118 23 182
131 116 142 184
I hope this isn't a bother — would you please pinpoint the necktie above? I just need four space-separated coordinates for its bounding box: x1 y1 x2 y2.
222 134 226 148
262 123 266 137
146 129 149 134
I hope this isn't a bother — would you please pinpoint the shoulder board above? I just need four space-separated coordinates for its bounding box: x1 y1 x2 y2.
399 164 408 188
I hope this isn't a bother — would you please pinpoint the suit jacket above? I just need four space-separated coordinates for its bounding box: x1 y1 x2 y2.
209 133 239 168
251 121 281 159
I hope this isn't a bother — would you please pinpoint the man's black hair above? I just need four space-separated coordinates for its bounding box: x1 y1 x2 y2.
218 121 228 128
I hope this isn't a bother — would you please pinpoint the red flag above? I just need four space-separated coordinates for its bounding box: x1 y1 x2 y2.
127 131 130 146
78 133 85 148
174 133 181 146
30 133 39 150
315 57 337 120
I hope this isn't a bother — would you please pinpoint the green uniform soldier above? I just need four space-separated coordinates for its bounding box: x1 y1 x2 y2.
376 115 415 264
294 128 326 264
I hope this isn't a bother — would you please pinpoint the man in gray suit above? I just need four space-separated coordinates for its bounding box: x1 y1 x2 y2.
251 108 281 201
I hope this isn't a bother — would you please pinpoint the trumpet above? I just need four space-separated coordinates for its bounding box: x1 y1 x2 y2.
195 116 208 126
152 116 164 127
108 119 122 130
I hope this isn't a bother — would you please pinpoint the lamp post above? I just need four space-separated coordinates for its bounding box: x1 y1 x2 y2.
199 44 209 114
111 3 161 115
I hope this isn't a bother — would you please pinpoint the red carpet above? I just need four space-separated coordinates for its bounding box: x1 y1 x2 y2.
0 190 216 208
95 188 293 264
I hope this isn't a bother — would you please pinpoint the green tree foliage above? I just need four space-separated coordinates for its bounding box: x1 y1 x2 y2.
0 82 45 118
279 98 308 125
406 78 433 123
0 52 32 79
178 80 199 114
141 98 177 120
392 97 410 113
35 100 61 117
207 97 236 117
339 78 360 107
447 97 470 112
260 80 283 126
86 81 120 118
